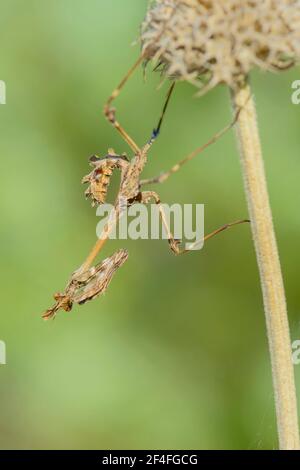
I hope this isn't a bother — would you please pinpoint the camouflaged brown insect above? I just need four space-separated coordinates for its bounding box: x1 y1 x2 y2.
43 3 248 320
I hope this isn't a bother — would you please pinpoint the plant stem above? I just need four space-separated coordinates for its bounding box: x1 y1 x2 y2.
231 82 299 450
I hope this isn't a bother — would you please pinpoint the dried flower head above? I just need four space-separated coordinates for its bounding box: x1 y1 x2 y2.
141 0 300 91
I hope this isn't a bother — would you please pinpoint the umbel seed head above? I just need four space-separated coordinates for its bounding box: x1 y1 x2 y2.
141 0 300 92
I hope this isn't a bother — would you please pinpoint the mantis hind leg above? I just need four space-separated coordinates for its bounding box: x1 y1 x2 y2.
104 58 176 156
104 55 144 154
140 104 244 187
140 190 249 255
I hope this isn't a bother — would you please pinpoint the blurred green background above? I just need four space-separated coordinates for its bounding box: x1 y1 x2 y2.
0 0 300 450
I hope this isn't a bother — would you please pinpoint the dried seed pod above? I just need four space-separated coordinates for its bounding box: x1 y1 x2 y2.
82 150 129 206
141 0 300 91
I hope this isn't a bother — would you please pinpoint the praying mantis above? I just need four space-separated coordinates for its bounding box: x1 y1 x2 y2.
42 50 249 320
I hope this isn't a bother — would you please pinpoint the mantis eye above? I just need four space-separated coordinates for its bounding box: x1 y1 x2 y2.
89 154 100 163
